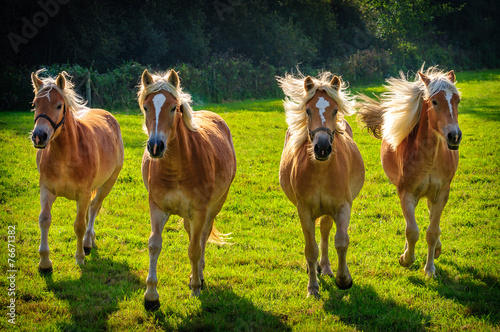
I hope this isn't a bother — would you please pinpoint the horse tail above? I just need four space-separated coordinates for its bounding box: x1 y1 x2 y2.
90 189 98 201
207 225 232 245
356 93 384 140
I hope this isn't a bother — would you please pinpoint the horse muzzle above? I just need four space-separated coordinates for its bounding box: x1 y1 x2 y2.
445 126 462 150
313 133 333 161
32 128 50 149
147 137 166 158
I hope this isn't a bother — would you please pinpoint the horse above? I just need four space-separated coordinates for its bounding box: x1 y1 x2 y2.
356 66 462 277
277 72 365 297
138 69 236 310
30 70 124 272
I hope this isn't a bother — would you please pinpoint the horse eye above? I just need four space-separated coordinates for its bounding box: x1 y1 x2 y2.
432 100 438 106
333 108 338 114
306 109 311 116
171 106 177 112
143 106 148 112
57 104 62 110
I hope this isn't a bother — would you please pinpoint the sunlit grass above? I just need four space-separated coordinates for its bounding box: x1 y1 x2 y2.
0 69 498 331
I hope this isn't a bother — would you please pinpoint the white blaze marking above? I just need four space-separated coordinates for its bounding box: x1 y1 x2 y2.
316 97 330 125
445 90 454 119
153 94 166 133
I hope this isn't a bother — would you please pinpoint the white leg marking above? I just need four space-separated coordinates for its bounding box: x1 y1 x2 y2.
153 94 166 133
316 97 330 125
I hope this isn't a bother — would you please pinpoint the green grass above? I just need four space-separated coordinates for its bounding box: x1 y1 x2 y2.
1 69 499 331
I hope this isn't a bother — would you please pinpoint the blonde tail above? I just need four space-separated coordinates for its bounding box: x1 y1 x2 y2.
356 93 385 139
207 225 231 245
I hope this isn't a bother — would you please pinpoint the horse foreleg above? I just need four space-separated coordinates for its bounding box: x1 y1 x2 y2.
399 193 419 267
74 195 91 265
424 189 448 278
188 210 206 296
298 205 319 298
334 204 352 289
144 202 168 311
38 186 56 272
319 215 334 277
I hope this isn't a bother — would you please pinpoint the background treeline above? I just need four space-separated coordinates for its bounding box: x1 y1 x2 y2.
1 0 499 110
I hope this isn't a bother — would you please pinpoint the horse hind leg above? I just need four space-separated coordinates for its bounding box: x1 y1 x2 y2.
319 216 334 277
83 169 121 255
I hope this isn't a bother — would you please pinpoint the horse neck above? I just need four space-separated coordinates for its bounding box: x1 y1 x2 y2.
48 109 79 156
163 114 192 168
404 100 441 159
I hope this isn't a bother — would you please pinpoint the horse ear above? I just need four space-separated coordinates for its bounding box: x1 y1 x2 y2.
304 76 314 92
55 73 66 90
418 72 431 86
330 75 341 91
31 72 43 92
447 70 455 82
142 69 153 87
167 70 180 89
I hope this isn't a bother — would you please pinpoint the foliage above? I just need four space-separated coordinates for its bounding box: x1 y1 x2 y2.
0 70 499 331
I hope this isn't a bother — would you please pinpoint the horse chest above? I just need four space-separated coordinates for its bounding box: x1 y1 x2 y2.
151 184 195 218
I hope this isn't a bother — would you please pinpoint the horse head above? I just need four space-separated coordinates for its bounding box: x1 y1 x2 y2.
419 70 462 150
304 75 341 161
140 69 182 158
31 72 67 149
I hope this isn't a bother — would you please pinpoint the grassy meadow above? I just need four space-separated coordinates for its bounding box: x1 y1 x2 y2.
0 69 499 331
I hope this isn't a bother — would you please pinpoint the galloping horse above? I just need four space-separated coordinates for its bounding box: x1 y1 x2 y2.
357 66 462 277
30 70 124 271
277 72 365 297
138 69 236 309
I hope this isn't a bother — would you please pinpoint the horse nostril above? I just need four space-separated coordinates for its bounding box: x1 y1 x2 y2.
447 132 454 142
42 132 47 142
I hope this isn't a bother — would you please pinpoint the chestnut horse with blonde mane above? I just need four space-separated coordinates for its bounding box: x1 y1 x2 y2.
357 66 462 277
277 72 365 297
138 69 236 310
30 70 124 272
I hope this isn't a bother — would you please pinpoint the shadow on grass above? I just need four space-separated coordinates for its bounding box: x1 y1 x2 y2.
461 105 500 122
320 277 431 330
150 285 291 331
408 258 500 326
42 251 142 331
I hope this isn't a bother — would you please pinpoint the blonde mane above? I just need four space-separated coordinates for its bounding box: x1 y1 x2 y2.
32 69 89 116
137 70 196 131
380 65 460 150
277 71 355 153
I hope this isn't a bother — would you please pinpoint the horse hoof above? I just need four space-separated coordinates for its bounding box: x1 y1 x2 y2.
84 247 92 256
189 278 205 290
307 291 320 299
38 266 53 275
144 299 161 312
335 277 353 290
399 255 413 268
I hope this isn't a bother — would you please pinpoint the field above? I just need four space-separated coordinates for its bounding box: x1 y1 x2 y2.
0 70 499 331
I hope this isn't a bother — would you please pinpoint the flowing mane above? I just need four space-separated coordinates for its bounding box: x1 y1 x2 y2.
32 69 89 116
277 71 355 153
137 70 197 131
358 65 460 150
